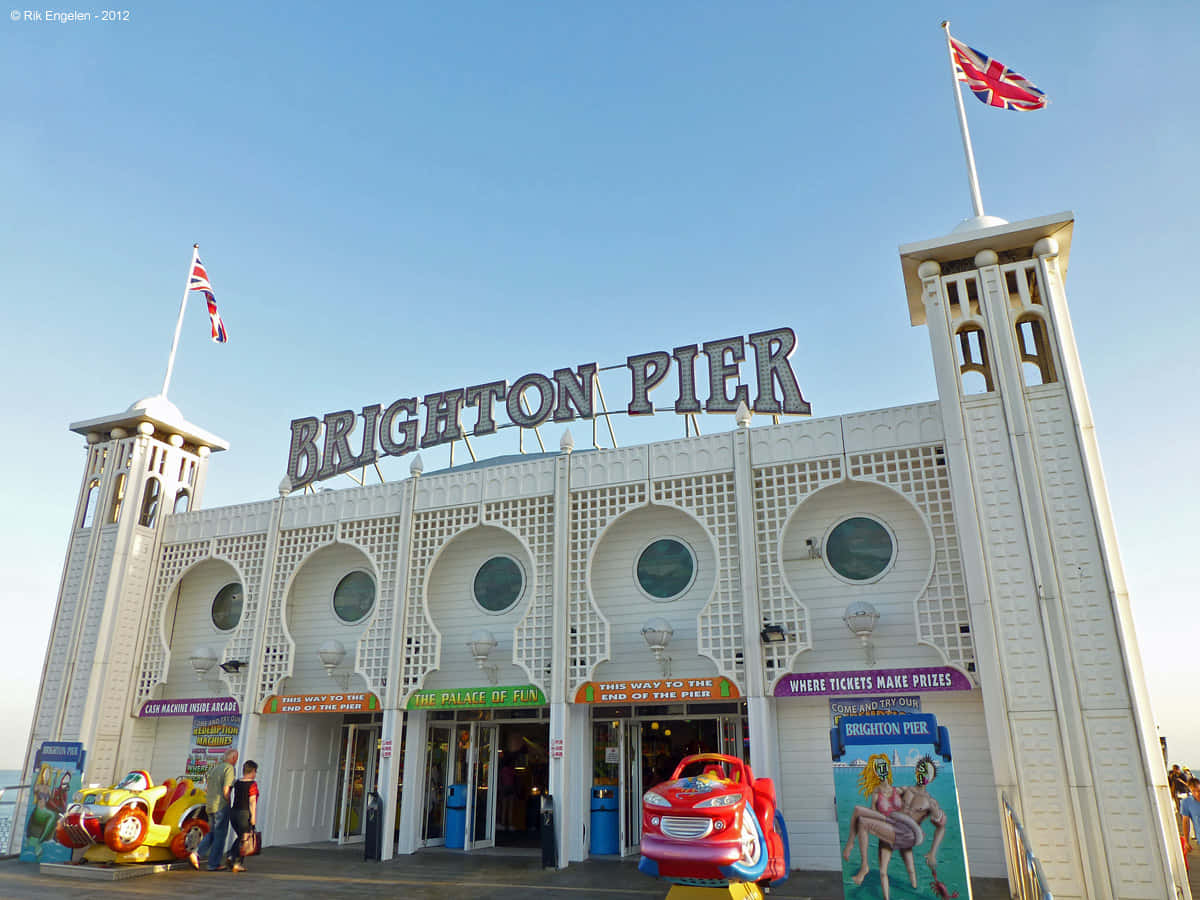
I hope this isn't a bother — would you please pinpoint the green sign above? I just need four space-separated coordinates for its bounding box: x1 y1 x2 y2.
406 684 546 710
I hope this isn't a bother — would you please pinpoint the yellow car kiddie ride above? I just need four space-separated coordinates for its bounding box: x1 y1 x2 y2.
54 770 210 864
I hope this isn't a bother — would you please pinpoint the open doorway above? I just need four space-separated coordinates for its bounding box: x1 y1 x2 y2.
421 715 549 851
495 723 549 848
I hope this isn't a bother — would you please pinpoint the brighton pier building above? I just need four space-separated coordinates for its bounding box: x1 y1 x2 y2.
19 212 1190 898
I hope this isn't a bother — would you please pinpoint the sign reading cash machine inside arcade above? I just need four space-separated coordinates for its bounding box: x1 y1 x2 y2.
831 714 972 900
285 327 810 488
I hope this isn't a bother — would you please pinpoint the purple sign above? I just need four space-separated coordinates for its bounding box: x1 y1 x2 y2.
773 666 972 698
138 696 240 717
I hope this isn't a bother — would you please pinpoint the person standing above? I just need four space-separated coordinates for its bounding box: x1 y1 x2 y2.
1169 765 1187 812
190 748 238 871
226 760 259 873
1182 777 1200 855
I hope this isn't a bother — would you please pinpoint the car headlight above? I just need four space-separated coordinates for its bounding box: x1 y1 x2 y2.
643 791 671 808
695 794 740 808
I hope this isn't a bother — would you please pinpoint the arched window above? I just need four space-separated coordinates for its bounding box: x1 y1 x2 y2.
1016 315 1056 386
80 479 100 528
955 325 994 394
138 478 161 528
109 474 127 524
173 488 191 514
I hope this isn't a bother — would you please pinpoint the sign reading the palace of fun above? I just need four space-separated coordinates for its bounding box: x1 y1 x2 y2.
406 684 546 710
286 327 810 489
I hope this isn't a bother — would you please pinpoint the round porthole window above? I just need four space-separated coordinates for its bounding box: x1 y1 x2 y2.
636 538 696 601
333 571 376 624
473 556 525 614
825 516 895 582
211 583 243 632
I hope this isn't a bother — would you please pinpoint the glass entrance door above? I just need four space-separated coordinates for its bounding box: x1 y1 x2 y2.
465 722 498 850
333 722 380 844
620 721 642 855
718 715 745 760
422 725 452 845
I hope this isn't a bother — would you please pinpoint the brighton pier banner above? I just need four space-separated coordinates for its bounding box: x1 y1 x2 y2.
286 326 810 488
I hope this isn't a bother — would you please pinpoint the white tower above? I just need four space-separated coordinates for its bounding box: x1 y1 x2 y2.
20 396 227 793
900 213 1187 899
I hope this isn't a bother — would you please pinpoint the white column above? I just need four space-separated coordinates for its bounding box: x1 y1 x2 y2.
380 476 416 859
377 709 405 859
547 446 573 866
395 709 427 855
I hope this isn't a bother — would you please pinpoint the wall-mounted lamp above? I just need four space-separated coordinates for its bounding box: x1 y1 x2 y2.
760 624 787 644
219 659 248 674
805 537 822 560
843 600 880 665
318 639 350 688
641 618 673 677
468 629 499 684
190 647 218 680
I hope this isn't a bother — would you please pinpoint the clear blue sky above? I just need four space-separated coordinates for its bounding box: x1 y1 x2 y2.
2 3 1197 771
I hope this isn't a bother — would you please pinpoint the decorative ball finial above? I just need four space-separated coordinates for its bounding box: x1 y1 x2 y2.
735 401 752 428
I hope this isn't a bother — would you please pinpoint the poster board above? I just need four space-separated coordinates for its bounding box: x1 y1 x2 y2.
19 741 85 864
830 713 971 900
185 713 241 781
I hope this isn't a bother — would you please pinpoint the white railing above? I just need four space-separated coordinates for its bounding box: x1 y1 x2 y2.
1002 793 1053 900
0 784 31 858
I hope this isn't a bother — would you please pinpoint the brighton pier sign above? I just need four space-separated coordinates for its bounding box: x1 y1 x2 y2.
287 326 810 489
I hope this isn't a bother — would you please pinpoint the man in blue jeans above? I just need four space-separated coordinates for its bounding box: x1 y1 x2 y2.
190 748 238 871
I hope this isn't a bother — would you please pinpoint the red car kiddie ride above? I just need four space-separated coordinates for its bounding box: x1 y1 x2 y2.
638 753 790 889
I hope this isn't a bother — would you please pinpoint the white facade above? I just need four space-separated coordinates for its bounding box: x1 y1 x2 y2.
17 213 1189 898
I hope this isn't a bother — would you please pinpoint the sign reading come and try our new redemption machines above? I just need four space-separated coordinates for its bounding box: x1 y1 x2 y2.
831 714 971 900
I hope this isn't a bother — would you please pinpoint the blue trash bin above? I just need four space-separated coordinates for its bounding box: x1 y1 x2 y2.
445 783 468 849
589 786 619 855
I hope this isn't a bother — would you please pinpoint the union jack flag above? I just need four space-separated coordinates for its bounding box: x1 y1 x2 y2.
189 253 228 343
949 36 1047 111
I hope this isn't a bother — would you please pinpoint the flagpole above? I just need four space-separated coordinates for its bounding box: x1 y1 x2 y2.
941 21 986 218
161 244 199 401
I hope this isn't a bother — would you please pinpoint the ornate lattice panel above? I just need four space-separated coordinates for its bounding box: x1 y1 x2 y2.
485 496 555 692
258 524 337 703
212 532 270 706
399 506 480 698
136 539 212 704
653 472 743 685
753 457 842 681
849 444 976 674
567 483 647 691
339 516 403 695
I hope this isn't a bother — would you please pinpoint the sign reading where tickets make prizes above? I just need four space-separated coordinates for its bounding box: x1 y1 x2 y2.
406 684 546 710
831 714 972 900
775 666 971 698
20 741 85 865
